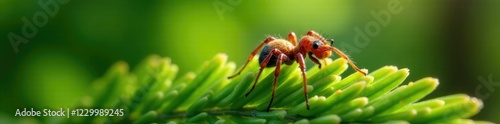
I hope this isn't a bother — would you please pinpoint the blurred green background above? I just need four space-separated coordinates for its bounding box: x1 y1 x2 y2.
1 0 499 122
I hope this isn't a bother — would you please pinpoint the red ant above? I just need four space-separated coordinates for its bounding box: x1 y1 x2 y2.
228 30 366 112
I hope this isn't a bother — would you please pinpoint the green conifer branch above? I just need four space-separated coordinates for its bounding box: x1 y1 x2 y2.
62 53 492 124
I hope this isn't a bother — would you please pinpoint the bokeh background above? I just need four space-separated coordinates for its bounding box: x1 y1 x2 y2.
1 0 499 122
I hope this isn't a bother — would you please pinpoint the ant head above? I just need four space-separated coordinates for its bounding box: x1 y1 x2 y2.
299 30 334 59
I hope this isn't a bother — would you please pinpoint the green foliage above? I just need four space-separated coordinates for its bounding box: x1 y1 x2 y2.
64 54 491 124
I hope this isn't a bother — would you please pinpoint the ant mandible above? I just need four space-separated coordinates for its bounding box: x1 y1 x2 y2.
228 30 367 112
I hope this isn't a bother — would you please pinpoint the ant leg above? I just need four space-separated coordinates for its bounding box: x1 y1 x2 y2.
296 53 310 110
308 52 322 69
245 48 279 97
228 37 277 79
266 50 289 112
329 47 367 76
287 32 297 46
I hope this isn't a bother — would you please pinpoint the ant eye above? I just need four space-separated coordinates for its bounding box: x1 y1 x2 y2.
312 41 320 49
